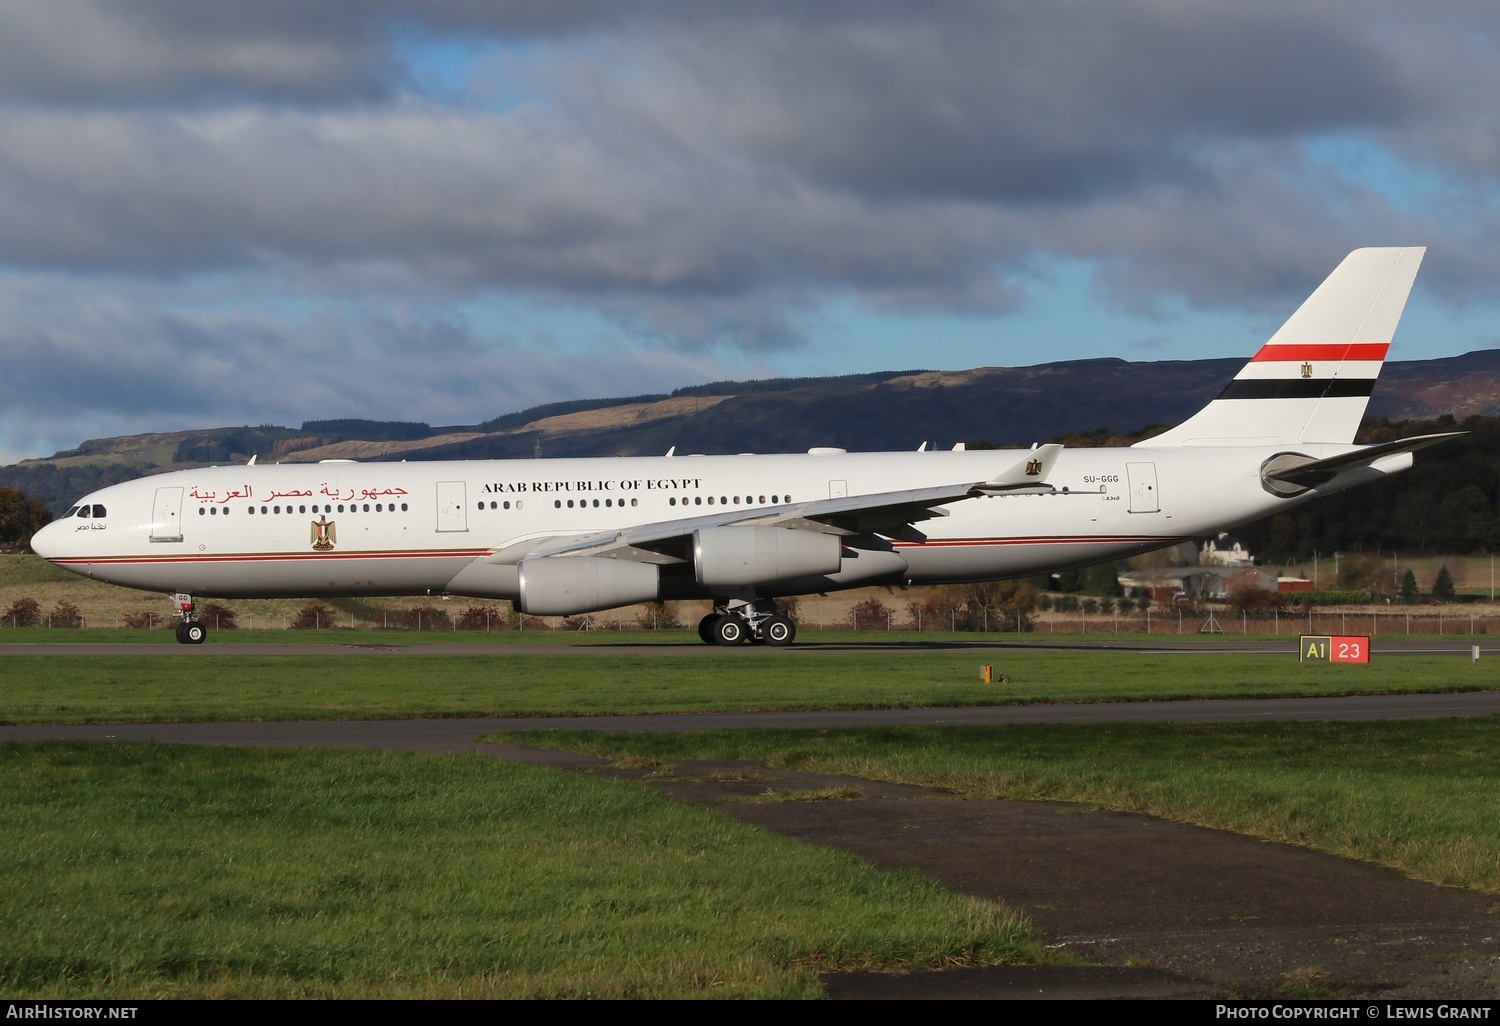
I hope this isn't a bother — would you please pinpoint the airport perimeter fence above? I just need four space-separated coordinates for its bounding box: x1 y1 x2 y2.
1033 608 1491 636
4 603 1498 636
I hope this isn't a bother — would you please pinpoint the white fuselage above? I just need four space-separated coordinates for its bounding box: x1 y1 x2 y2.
31 443 1387 602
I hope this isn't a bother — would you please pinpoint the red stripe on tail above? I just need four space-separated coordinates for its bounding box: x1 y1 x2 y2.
1249 342 1390 363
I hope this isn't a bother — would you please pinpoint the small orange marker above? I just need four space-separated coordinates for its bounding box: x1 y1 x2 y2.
981 664 992 683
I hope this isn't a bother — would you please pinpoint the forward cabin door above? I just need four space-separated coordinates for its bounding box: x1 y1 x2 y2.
1126 462 1160 513
436 481 468 532
150 486 184 542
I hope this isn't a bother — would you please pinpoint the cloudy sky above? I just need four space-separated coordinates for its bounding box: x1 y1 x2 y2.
2 1 1499 462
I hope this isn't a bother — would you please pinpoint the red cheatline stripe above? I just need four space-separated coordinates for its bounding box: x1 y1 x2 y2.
892 536 1182 549
52 538 1186 565
50 550 491 567
1249 342 1389 363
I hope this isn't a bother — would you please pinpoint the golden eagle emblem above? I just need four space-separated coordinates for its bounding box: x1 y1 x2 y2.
1300 361 1313 379
311 515 337 552
1025 459 1043 476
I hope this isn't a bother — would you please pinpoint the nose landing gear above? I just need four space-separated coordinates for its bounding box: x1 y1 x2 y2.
171 593 206 645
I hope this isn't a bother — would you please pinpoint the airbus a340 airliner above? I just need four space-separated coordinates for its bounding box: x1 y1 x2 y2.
31 247 1453 645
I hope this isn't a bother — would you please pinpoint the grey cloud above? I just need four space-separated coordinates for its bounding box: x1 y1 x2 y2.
0 1 392 104
0 276 729 459
600 5 1408 205
0 0 1495 355
0 105 1033 313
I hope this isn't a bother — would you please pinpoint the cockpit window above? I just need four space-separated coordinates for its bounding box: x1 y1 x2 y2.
91 505 106 518
64 506 80 518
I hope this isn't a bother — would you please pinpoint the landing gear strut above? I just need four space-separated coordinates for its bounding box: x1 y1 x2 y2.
698 601 796 647
171 593 206 645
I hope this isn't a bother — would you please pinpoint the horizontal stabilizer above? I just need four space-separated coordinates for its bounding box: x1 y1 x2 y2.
1262 433 1461 493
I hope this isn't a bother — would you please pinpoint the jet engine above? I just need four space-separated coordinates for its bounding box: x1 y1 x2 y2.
517 556 660 615
693 526 842 587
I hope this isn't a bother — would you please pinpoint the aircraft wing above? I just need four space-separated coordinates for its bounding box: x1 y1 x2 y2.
495 446 1064 565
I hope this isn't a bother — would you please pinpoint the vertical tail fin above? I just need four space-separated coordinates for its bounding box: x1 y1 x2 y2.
1142 247 1425 447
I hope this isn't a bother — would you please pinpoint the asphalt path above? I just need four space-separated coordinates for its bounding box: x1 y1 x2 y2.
0 638 1492 656
2 689 1499 751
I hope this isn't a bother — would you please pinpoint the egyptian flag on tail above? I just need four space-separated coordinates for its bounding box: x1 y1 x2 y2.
1145 247 1425 447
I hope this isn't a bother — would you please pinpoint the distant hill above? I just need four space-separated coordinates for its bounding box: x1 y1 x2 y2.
7 350 1500 513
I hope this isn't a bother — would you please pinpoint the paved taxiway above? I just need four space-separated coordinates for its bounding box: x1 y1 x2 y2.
1 689 1498 749
0 638 1492 656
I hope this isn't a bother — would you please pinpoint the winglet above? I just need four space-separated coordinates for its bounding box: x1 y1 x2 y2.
974 443 1064 494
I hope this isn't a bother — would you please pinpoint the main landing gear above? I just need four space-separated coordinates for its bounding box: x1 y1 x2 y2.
171 593 206 645
697 600 796 647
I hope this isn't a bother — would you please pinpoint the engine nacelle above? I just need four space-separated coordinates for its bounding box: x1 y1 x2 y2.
444 561 521 600
517 557 660 615
693 526 842 588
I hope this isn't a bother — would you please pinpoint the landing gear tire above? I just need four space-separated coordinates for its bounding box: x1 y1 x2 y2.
711 615 747 646
761 614 796 646
698 614 720 644
175 621 206 645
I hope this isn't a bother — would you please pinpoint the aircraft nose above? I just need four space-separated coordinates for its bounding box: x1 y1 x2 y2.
29 519 65 560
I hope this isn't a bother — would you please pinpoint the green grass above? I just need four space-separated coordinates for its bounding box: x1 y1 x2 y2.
0 742 1043 998
495 718 1500 894
1 624 1491 645
0 651 1491 724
